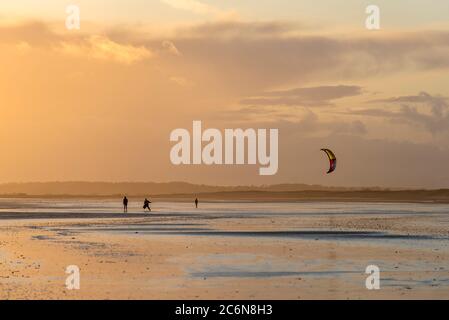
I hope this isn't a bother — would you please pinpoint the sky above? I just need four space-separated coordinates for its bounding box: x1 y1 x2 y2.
1 1 449 188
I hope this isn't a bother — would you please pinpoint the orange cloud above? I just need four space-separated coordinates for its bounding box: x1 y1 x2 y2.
57 35 153 64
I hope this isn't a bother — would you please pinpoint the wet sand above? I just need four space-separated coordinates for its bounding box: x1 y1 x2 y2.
0 200 448 299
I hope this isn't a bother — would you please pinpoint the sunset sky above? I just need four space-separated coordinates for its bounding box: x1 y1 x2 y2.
1 0 449 188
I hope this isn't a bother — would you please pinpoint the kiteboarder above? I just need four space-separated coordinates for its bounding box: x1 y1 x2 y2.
123 196 128 213
195 198 198 209
143 198 151 212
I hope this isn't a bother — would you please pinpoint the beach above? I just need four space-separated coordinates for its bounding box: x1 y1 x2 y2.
0 199 448 299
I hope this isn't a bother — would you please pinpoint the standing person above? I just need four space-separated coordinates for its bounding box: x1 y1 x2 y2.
195 198 198 209
123 196 128 213
143 198 151 212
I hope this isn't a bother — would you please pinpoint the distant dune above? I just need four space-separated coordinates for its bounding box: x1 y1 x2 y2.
0 181 354 197
0 182 448 203
155 190 449 203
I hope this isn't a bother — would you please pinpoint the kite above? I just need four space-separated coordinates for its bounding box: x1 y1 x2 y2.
321 148 337 174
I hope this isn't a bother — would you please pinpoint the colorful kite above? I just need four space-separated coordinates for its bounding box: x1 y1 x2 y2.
321 148 337 174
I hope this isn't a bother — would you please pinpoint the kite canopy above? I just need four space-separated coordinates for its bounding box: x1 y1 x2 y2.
321 148 337 174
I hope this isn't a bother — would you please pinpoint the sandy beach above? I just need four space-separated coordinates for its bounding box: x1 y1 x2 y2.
0 199 448 300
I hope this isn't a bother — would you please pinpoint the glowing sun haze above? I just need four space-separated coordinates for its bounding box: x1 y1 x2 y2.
1 0 449 188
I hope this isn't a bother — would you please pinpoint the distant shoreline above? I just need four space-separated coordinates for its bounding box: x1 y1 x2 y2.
1 190 449 204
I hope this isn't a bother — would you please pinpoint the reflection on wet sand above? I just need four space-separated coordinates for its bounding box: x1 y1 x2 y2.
0 199 448 299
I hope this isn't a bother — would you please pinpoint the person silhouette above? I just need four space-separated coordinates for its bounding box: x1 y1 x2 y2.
143 198 151 212
123 196 128 213
195 198 198 209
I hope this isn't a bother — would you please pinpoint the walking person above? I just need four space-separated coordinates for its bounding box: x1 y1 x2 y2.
143 198 151 212
123 196 128 213
195 198 198 209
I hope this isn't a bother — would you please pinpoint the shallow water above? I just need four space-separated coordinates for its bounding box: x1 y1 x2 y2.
1 198 449 214
2 199 449 242
3 199 449 296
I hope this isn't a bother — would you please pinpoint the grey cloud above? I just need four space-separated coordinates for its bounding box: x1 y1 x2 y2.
158 24 449 98
369 92 448 117
245 110 367 136
183 21 296 38
370 92 447 105
4 21 449 95
240 85 363 107
356 92 449 135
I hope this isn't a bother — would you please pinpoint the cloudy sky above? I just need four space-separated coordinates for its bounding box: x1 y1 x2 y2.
1 0 449 188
